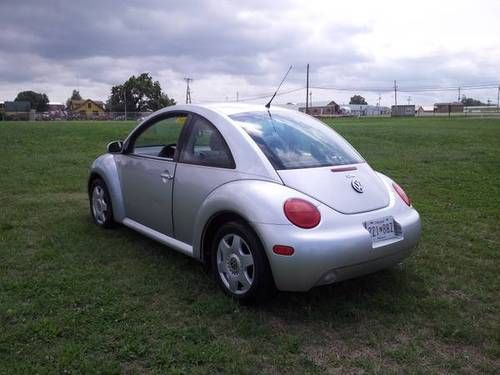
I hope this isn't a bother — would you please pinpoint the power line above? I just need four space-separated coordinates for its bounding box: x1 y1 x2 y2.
196 81 500 104
207 87 304 103
310 82 500 93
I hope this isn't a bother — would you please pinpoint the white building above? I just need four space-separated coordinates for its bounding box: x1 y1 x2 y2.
341 104 391 116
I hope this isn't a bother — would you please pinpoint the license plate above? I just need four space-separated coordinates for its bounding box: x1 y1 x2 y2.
364 216 397 242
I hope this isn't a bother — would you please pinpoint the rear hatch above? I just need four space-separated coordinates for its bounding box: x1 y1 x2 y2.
277 163 389 214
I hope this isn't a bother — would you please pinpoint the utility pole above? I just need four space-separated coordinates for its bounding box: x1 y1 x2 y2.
458 87 461 102
184 77 193 104
309 91 312 107
394 80 398 106
236 91 239 102
123 90 127 121
305 64 310 114
497 86 499 111
377 93 381 106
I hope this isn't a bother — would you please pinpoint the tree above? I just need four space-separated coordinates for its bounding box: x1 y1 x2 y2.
66 89 82 108
349 95 367 105
461 96 484 106
106 73 176 112
14 91 49 112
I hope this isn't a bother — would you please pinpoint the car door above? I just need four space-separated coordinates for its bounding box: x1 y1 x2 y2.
173 114 238 245
116 112 190 236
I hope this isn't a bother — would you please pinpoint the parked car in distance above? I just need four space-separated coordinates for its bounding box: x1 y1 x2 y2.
88 103 421 302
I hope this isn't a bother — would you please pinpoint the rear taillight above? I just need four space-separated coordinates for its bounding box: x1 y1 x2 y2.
283 198 321 228
392 182 412 206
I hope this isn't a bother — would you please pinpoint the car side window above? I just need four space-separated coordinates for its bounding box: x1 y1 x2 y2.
131 114 188 159
179 116 235 168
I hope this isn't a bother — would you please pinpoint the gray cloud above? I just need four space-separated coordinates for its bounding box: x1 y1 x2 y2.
0 0 499 105
0 0 301 60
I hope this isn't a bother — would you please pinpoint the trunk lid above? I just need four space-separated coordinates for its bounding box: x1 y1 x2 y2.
277 163 389 214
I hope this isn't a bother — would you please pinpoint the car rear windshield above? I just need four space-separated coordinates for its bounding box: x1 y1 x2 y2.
229 111 363 170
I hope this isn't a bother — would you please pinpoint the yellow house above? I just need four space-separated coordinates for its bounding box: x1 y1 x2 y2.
69 99 105 116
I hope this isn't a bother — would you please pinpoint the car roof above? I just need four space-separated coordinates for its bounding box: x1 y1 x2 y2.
172 102 292 117
200 102 268 116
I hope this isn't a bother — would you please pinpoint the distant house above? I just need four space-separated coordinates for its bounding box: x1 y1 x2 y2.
4 101 31 112
415 105 434 116
434 102 464 113
391 105 415 117
2 101 31 120
464 105 500 113
48 102 65 112
341 104 390 116
69 99 106 116
298 100 341 116
297 101 390 117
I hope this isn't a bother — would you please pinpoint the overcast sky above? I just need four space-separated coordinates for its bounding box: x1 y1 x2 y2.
1 0 499 107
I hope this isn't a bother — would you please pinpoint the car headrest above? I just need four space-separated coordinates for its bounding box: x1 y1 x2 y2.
209 132 224 151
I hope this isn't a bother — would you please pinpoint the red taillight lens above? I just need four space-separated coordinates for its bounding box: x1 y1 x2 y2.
273 245 295 256
392 182 412 206
283 198 321 228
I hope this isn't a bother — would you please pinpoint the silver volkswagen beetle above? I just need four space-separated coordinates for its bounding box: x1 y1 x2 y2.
88 103 421 302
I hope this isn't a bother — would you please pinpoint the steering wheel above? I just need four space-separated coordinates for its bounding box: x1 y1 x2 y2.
158 143 177 159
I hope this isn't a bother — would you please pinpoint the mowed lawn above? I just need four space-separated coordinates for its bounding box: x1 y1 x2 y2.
0 116 499 374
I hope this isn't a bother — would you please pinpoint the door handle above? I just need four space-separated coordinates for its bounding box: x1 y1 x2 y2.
160 170 173 182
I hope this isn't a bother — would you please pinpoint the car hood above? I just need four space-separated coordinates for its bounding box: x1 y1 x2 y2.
277 163 390 214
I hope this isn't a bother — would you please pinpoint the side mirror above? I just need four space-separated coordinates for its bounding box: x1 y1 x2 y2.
107 141 123 153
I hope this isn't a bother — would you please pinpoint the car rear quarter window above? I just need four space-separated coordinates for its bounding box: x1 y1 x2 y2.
229 111 363 170
179 115 235 169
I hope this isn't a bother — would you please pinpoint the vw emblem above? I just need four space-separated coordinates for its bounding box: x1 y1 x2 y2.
351 179 364 193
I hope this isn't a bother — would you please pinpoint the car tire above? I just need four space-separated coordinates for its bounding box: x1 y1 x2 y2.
89 178 116 229
211 221 275 303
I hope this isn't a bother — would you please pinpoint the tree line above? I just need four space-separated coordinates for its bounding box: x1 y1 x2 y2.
9 73 176 113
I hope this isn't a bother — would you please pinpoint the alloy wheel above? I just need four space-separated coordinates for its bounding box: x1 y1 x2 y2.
91 185 108 224
216 234 255 294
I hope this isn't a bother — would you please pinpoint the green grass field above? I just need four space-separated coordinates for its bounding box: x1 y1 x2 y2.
0 117 499 373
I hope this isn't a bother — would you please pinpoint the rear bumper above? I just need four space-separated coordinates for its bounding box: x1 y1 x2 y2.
253 206 421 291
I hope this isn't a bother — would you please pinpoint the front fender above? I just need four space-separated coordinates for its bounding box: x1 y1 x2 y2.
191 179 323 259
89 154 126 222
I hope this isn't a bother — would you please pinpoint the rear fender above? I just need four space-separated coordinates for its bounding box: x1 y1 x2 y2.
191 179 322 259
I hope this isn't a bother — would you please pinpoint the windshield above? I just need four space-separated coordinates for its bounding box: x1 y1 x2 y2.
229 111 364 170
